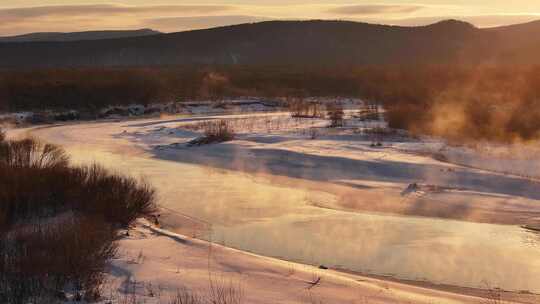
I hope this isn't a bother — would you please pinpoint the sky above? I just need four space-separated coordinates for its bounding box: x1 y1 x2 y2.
1 1 540 36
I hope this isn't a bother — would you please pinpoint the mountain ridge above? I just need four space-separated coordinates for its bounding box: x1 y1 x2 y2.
0 29 161 43
0 19 539 67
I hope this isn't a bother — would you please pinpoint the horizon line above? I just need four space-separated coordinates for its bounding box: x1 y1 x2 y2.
2 17 539 38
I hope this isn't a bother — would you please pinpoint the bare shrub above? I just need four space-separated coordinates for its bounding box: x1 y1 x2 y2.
188 120 235 146
0 138 69 169
0 137 156 302
0 215 117 304
76 164 157 227
0 163 156 230
327 103 344 127
0 165 78 230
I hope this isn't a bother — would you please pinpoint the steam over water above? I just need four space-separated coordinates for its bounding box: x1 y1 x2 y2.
29 122 540 293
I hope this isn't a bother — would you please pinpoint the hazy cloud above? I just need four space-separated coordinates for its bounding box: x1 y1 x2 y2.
0 4 233 22
145 15 268 32
361 14 540 28
329 4 424 16
0 4 237 35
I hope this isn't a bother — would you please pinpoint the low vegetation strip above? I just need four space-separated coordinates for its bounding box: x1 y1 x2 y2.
0 133 156 303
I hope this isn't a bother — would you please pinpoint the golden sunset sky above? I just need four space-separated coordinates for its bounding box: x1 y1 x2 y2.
2 1 540 36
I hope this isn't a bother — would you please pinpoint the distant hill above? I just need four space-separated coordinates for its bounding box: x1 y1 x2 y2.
0 29 160 43
1 20 540 67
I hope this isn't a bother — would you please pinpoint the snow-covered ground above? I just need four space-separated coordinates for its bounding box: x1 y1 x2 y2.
11 107 540 302
98 219 533 304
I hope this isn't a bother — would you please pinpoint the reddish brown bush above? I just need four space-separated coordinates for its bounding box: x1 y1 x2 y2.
0 215 117 303
75 164 157 227
0 137 156 302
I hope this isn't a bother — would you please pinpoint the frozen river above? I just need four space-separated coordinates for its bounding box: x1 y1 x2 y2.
23 116 540 293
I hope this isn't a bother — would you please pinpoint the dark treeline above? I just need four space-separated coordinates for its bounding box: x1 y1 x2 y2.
0 68 193 112
0 66 368 112
2 65 540 141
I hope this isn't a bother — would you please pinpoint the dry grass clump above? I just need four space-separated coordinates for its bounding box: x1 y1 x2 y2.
168 288 204 304
0 137 156 303
188 120 235 146
112 277 244 304
207 276 244 304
